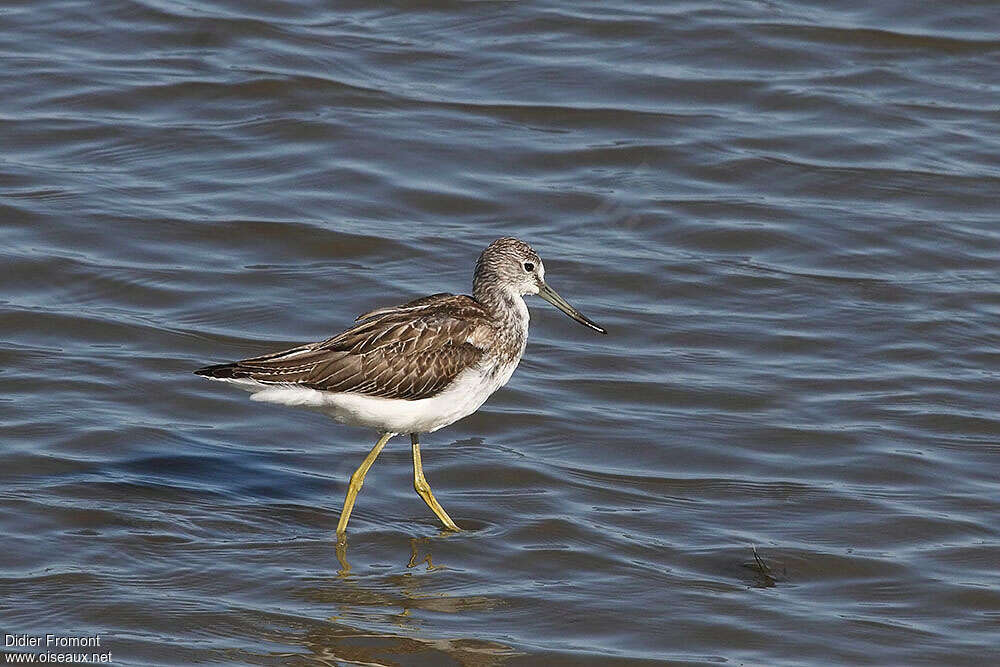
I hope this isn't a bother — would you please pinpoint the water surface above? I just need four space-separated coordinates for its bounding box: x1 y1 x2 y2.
2 1 999 664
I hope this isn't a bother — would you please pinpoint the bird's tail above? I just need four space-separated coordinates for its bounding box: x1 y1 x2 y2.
194 362 248 380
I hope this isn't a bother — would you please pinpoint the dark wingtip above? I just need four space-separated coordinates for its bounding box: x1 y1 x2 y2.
194 363 241 379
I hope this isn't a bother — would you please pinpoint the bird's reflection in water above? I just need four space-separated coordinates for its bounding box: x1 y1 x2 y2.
407 536 444 571
336 534 449 578
295 536 518 665
335 537 351 577
299 624 519 667
325 536 494 621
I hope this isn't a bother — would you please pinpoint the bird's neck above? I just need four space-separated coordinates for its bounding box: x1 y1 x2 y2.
475 284 530 337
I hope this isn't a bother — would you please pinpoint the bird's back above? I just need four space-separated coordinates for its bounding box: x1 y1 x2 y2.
195 293 499 401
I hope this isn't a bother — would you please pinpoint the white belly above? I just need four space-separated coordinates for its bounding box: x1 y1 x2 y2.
218 358 520 434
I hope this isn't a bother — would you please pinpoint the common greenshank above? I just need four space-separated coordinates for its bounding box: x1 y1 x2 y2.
195 237 606 536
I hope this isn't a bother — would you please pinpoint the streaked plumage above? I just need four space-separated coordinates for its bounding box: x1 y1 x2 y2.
198 293 495 400
195 237 605 535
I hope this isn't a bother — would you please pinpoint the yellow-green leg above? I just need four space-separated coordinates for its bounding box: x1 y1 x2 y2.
336 431 393 536
411 433 460 531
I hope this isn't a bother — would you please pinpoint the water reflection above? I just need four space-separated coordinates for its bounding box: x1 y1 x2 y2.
336 536 448 578
297 537 516 665
407 537 446 572
318 536 499 623
299 623 520 667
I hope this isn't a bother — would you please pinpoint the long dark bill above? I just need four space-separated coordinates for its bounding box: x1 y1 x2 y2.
537 282 607 334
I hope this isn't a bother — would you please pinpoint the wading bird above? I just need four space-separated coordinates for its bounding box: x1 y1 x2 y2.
195 237 605 536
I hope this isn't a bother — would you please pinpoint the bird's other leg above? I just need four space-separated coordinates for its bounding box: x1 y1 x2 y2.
337 431 393 537
411 433 460 531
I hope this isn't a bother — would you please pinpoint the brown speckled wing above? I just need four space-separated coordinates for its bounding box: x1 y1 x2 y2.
196 295 494 400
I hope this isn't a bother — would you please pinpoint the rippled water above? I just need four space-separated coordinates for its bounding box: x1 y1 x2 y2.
3 1 999 664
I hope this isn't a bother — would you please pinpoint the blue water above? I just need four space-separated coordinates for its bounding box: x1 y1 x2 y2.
2 1 999 664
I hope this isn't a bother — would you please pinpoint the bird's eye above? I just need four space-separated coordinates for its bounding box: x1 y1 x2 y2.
523 262 535 272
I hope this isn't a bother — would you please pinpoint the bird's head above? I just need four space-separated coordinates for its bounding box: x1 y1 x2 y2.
474 237 606 334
